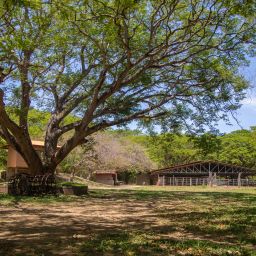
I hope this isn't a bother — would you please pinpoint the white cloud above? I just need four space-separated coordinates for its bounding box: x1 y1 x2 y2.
241 97 256 106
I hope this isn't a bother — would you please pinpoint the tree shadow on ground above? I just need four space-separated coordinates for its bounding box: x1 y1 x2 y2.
79 231 253 256
0 188 255 255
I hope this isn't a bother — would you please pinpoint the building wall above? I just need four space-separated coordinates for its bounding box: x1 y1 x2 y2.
6 146 44 179
95 174 115 185
0 183 8 194
7 147 28 169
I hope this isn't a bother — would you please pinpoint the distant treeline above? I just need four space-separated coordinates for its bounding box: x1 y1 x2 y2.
113 127 256 169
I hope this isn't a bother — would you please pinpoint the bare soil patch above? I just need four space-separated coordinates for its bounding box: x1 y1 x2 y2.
0 187 255 255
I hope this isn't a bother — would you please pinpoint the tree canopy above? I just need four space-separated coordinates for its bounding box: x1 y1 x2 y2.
0 0 255 173
144 127 256 169
218 127 256 168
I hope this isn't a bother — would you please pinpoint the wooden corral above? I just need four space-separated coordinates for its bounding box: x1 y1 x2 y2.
151 161 256 186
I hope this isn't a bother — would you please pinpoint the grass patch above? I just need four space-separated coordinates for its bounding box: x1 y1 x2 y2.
0 193 84 205
59 181 88 187
80 231 252 256
0 186 255 255
85 187 256 255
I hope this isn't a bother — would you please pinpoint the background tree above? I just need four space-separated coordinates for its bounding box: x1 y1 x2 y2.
218 127 256 168
145 133 197 167
0 0 255 174
60 137 98 180
94 132 155 172
60 131 155 182
190 132 222 159
142 128 256 169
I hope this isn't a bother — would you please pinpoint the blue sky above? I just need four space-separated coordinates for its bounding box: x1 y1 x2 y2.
217 57 256 133
128 57 256 134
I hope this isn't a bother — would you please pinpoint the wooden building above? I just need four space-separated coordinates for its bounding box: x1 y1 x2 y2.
3 141 60 180
94 171 117 186
151 161 256 187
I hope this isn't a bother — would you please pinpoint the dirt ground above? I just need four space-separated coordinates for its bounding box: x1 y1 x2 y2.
0 187 255 256
0 193 162 255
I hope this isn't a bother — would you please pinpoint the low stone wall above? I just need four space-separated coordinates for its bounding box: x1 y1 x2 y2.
62 185 88 196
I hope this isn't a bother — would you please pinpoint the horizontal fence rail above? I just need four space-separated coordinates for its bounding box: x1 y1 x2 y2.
157 176 256 187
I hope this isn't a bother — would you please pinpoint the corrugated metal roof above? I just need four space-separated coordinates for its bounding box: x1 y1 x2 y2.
151 161 256 175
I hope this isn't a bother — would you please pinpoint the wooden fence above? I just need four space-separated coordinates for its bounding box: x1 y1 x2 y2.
158 176 256 186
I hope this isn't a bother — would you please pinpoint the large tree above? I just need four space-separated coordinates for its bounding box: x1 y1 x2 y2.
0 0 255 174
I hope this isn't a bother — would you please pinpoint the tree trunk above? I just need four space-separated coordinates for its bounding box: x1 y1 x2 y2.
24 149 44 175
41 160 58 175
44 116 60 164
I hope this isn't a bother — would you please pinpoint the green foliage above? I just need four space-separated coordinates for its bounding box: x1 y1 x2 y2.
5 107 50 139
0 0 255 171
0 138 7 169
190 132 222 158
218 127 256 168
134 127 256 169
146 133 198 168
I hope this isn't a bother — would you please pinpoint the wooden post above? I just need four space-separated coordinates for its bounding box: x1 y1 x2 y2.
163 175 165 186
208 171 212 186
213 173 217 186
238 173 241 187
190 177 192 186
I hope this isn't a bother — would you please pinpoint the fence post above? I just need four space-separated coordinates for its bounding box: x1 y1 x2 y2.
213 173 217 186
238 172 241 187
208 171 212 186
